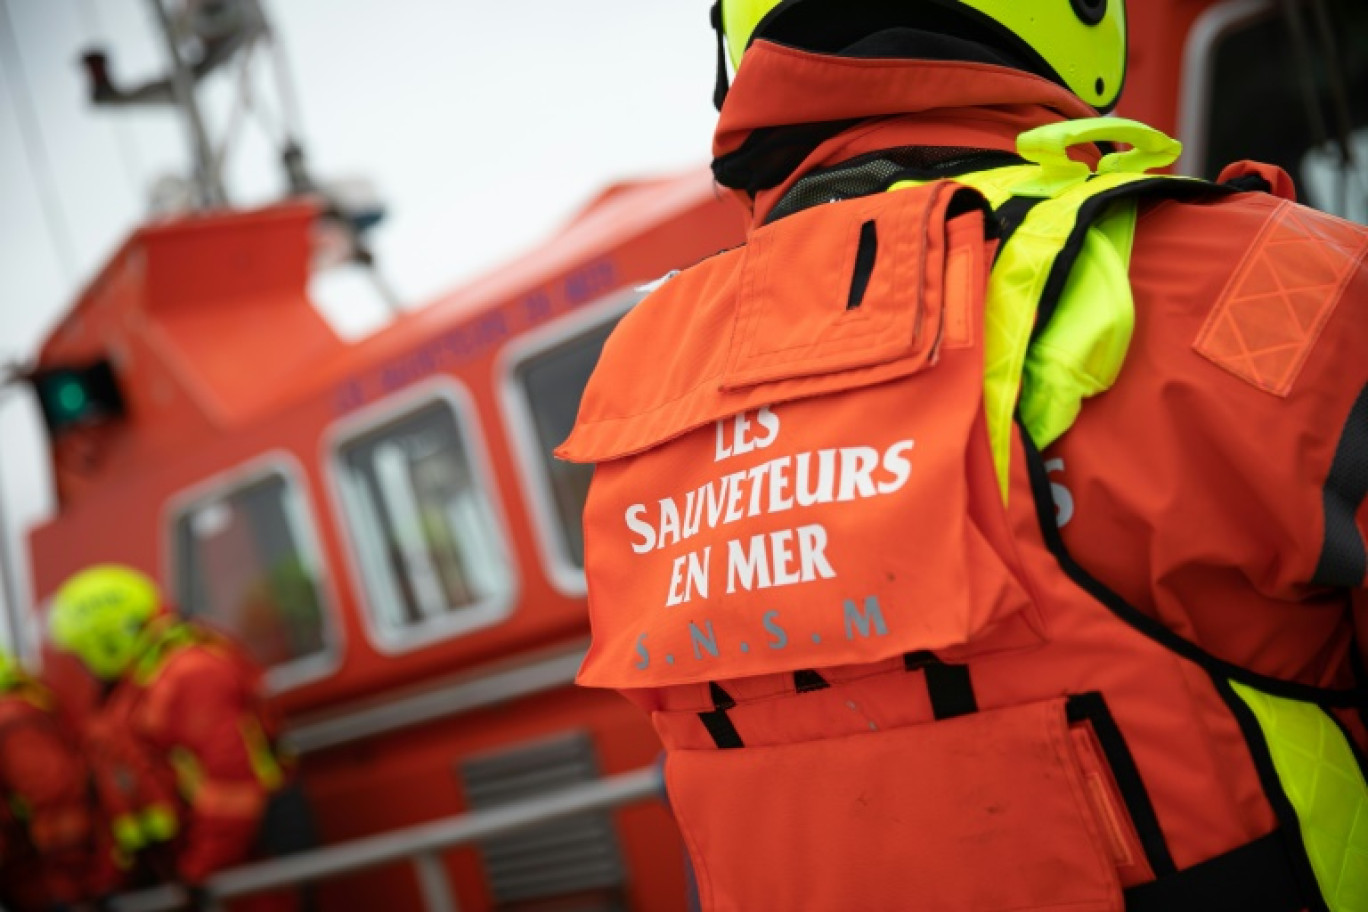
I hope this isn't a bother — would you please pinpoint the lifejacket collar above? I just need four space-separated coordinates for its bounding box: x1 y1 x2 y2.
712 40 1097 218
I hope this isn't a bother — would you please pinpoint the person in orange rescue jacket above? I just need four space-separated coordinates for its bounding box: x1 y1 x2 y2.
0 649 106 912
555 1 1368 909
48 564 309 909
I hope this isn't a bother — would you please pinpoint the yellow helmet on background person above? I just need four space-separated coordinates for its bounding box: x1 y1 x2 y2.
48 564 162 680
716 0 1128 111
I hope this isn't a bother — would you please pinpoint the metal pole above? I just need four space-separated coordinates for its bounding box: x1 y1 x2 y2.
0 384 26 657
108 766 664 911
412 852 459 912
144 0 226 208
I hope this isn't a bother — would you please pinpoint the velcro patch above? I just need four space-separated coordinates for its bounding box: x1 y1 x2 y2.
1195 202 1368 396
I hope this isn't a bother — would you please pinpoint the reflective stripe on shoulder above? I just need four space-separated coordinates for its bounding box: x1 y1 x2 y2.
1228 681 1368 910
1193 202 1368 398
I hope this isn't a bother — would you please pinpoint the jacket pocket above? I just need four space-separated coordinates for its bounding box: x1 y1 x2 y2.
666 697 1124 912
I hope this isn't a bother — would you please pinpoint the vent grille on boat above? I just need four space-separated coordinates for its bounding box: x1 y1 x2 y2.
460 731 627 909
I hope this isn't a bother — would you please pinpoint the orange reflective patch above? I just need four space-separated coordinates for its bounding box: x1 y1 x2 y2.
1195 202 1368 396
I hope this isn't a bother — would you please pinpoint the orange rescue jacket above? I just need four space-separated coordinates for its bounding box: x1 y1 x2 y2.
93 619 285 884
0 682 97 907
559 43 1368 912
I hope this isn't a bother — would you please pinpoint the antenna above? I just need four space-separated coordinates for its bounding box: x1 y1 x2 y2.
79 0 401 311
79 0 274 209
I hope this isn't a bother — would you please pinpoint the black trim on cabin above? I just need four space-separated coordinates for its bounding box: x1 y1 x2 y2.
1020 426 1362 707
1066 691 1176 877
1312 383 1368 588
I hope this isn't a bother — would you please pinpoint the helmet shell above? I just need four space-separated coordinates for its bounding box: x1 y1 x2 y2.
49 565 161 680
720 0 1127 111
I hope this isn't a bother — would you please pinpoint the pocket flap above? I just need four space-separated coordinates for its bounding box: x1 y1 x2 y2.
557 182 988 464
722 183 956 389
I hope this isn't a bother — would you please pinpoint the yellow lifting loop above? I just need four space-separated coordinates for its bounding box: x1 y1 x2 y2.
1012 117 1184 198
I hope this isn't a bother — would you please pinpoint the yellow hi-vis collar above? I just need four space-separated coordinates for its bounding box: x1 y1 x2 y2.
891 118 1193 500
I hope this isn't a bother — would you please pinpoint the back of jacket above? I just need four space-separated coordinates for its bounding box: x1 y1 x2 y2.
561 40 1368 912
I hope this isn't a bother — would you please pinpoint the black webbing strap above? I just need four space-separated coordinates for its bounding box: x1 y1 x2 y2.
904 652 978 720
991 195 1043 259
1123 828 1306 912
698 682 744 749
793 669 830 693
1067 693 1176 877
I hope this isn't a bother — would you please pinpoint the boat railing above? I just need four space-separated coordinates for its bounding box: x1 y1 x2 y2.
108 765 665 912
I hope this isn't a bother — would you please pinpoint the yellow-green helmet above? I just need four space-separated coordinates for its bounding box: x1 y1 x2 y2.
718 0 1127 111
48 565 161 680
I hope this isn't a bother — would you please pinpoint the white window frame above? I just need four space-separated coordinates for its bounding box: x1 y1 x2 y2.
324 377 518 655
1175 0 1277 178
164 452 343 694
497 288 643 598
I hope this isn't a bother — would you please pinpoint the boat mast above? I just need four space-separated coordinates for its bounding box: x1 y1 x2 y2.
80 0 399 299
83 0 314 213
145 0 227 208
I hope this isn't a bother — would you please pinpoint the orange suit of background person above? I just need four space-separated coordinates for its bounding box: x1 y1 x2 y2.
48 564 311 910
556 0 1368 909
0 649 106 912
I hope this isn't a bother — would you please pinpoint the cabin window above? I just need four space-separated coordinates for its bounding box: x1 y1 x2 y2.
1200 0 1367 223
173 469 331 680
513 312 625 574
335 394 513 648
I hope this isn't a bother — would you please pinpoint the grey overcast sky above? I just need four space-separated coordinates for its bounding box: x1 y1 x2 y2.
0 0 721 647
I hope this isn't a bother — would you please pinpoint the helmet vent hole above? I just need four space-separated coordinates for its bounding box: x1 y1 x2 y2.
1095 77 1105 96
1071 0 1108 26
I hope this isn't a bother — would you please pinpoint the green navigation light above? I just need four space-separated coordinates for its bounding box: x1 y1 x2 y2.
28 359 126 436
55 378 88 417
